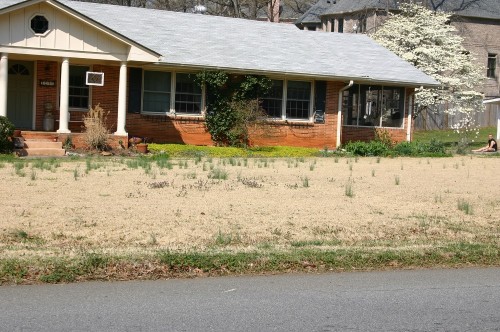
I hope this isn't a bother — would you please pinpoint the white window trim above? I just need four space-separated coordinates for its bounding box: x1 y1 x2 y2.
172 72 204 117
29 13 50 37
282 79 314 122
140 70 205 117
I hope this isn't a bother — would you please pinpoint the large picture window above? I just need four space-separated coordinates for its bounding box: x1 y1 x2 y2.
143 71 171 113
175 73 202 114
69 65 89 109
343 85 405 128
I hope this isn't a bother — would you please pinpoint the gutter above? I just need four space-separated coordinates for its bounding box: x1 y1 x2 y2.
155 62 440 89
336 80 354 148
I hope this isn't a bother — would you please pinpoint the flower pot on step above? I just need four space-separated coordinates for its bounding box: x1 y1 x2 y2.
136 143 148 154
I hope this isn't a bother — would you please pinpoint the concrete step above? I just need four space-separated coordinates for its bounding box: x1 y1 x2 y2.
15 148 66 157
24 140 63 149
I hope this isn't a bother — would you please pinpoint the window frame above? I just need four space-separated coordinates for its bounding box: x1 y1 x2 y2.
261 79 314 122
68 65 90 111
338 18 344 33
174 73 203 115
343 84 406 129
29 14 49 36
139 70 205 116
487 53 497 79
141 69 172 115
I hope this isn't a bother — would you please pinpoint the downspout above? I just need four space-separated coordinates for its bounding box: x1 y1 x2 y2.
336 80 354 148
406 88 418 142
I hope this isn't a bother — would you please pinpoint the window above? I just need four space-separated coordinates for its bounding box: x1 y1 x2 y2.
8 64 30 75
261 80 311 120
262 80 283 118
143 71 171 113
487 53 497 78
331 19 335 32
343 84 405 128
359 15 367 33
286 81 311 120
30 15 48 35
338 18 344 33
69 66 89 109
175 73 202 114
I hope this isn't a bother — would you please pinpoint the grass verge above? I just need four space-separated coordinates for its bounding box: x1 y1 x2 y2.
2 242 499 285
414 126 496 151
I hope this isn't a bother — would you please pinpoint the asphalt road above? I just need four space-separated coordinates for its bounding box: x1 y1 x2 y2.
1 268 499 332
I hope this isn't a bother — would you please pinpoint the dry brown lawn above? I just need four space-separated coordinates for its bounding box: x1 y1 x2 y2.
1 155 499 259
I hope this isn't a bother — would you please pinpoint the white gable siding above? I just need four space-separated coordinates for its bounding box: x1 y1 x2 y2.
0 2 129 60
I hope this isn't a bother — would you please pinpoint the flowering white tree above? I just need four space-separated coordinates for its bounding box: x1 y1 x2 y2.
372 3 484 133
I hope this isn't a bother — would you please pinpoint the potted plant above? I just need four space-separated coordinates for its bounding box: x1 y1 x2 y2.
136 142 148 153
130 137 148 153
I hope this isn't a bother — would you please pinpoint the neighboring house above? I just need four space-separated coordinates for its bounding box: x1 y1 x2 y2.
295 0 500 106
0 0 437 149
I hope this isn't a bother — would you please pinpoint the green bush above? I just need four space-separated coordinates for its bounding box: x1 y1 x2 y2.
342 141 389 156
0 116 15 153
392 139 447 157
343 139 448 157
195 71 272 147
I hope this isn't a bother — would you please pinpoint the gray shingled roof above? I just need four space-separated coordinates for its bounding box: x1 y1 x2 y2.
295 0 329 25
0 0 438 87
319 0 500 20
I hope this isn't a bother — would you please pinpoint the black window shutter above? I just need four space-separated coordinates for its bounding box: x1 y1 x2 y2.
315 81 327 113
128 68 142 113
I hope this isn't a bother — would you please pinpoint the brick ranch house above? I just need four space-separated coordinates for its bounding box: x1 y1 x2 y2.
296 0 500 133
0 0 438 150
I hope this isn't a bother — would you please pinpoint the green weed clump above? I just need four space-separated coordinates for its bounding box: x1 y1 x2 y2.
208 168 228 180
345 179 354 197
457 199 473 215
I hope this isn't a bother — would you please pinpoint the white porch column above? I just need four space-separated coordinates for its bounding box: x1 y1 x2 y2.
57 58 70 133
115 62 127 136
0 53 8 118
406 94 413 142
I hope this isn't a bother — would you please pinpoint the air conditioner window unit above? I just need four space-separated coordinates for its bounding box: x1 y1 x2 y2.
86 72 104 86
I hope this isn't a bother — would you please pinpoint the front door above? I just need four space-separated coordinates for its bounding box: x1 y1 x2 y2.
7 61 34 129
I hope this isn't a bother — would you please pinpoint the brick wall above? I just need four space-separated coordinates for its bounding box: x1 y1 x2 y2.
33 63 414 149
35 60 58 131
92 64 120 133
124 79 346 149
250 81 342 149
125 114 212 146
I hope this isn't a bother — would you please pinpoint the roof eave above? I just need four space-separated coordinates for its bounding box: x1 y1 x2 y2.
154 62 439 87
